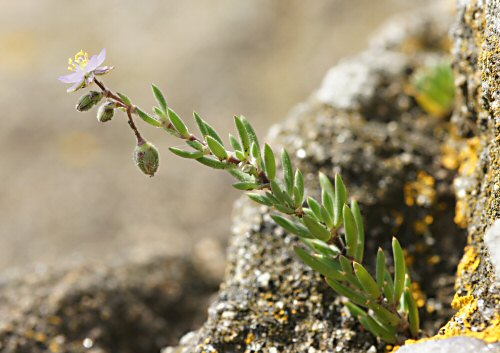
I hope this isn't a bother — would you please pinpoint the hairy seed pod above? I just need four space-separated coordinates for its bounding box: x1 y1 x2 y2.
76 91 103 112
97 101 115 122
133 140 159 177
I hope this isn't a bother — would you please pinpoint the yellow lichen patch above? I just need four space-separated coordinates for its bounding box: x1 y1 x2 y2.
439 294 500 343
441 136 480 174
441 143 460 170
404 171 437 207
454 199 470 229
458 138 480 176
456 246 480 279
451 293 475 310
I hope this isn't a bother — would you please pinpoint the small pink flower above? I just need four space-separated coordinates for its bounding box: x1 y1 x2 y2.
59 49 113 92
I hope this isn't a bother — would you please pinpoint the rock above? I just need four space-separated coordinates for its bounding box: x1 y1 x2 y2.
485 220 500 283
430 0 500 343
167 4 466 353
397 337 500 353
0 253 219 353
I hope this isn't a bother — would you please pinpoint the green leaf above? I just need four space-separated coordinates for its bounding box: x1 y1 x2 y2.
196 156 230 170
153 106 168 121
228 169 254 182
353 262 381 299
265 191 281 206
235 150 246 161
229 134 242 151
270 180 286 204
383 271 395 305
295 247 344 281
334 174 348 227
349 303 398 341
302 215 331 241
325 278 368 307
376 248 386 290
302 208 317 219
168 108 189 137
240 115 260 151
322 189 334 221
351 200 365 262
320 205 334 229
404 277 420 337
251 142 262 169
345 302 368 320
194 112 224 146
169 147 204 159
401 273 413 313
282 150 294 194
186 140 204 151
270 180 294 207
343 205 359 259
368 302 401 328
264 144 276 180
247 193 273 206
294 170 304 207
274 204 295 214
271 214 311 238
151 84 168 112
392 237 406 305
206 135 228 160
302 238 340 258
319 172 334 196
117 92 132 105
307 197 323 222
232 182 259 190
339 255 362 290
194 112 208 137
136 107 162 127
359 315 398 344
234 116 250 153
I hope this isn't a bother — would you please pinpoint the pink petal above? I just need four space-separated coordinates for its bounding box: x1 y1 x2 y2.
86 55 99 72
67 79 85 93
96 48 106 67
94 66 114 75
58 72 84 83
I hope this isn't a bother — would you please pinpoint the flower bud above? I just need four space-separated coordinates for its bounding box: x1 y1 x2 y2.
76 91 103 112
133 140 159 177
97 101 115 122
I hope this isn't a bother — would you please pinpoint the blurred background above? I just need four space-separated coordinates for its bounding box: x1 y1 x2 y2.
0 0 432 274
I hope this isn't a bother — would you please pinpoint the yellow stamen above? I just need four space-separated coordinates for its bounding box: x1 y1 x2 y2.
67 50 89 72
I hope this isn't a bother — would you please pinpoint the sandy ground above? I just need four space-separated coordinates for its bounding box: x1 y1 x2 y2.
0 0 432 273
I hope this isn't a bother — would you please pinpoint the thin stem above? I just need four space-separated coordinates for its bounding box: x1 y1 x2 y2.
126 106 143 143
94 78 143 142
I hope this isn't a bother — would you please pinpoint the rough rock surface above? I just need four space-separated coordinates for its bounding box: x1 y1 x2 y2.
396 336 499 353
166 6 469 353
0 253 219 353
426 0 500 344
485 220 500 282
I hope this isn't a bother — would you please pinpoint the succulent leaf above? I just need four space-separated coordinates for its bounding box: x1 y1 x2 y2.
264 144 276 180
151 84 168 112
